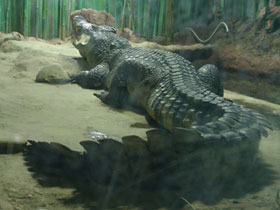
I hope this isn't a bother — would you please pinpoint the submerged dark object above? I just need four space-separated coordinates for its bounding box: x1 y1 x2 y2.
185 22 229 45
24 128 263 191
71 15 271 144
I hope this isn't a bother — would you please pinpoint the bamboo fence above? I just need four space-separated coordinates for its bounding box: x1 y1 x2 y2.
0 0 277 40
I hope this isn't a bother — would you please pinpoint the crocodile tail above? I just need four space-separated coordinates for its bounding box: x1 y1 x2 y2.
189 98 273 143
146 56 272 144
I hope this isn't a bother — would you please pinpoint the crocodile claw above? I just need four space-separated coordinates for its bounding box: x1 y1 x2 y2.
69 75 77 84
94 91 109 103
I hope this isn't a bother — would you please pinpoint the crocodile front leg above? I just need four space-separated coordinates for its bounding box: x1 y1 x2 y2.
95 59 160 109
71 63 109 89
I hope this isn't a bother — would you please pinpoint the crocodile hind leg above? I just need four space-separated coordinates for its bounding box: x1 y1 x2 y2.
197 64 224 96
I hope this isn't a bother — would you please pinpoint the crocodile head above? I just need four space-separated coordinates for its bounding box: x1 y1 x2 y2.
72 15 131 67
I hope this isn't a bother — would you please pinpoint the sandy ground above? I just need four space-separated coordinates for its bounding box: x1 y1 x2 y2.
0 39 280 210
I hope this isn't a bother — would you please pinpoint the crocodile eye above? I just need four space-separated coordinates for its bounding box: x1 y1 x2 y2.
110 43 116 49
91 25 99 31
111 27 117 34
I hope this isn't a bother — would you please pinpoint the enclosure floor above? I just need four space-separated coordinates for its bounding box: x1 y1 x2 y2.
0 39 279 210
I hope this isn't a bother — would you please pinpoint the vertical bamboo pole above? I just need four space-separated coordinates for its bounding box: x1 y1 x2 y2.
0 0 5 32
96 0 100 10
90 0 94 9
109 0 116 17
115 0 122 27
67 0 72 37
39 0 43 38
5 0 10 33
58 0 62 39
23 0 31 36
16 0 23 34
54 0 58 39
61 0 67 40
152 0 160 37
71 0 75 10
146 0 156 39
84 0 89 8
48 0 53 39
128 0 133 29
121 0 127 35
115 0 119 23
11 0 16 32
143 0 148 36
214 0 219 21
42 0 48 39
106 0 110 12
94 0 97 10
153 0 160 37
47 0 50 39
6 0 10 33
35 0 40 37
101 0 105 10
185 0 191 19
230 0 234 17
54 0 59 38
170 0 178 37
164 0 172 40
254 0 260 17
131 0 138 32
74 0 79 10
243 0 248 19
81 0 85 9
157 0 165 37
136 0 143 35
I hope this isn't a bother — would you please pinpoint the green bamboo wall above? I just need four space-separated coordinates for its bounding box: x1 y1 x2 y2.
0 0 277 40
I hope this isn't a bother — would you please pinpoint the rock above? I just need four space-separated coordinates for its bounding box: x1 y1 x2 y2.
116 28 145 43
35 64 70 84
0 32 24 48
70 9 115 27
70 9 143 42
0 40 22 53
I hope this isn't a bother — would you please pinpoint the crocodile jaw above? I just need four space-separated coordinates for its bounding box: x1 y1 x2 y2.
73 33 91 47
72 15 96 47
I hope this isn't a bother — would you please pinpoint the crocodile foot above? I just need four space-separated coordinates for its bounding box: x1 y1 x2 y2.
94 91 109 104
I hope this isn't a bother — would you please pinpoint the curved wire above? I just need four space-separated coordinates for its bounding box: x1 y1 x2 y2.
185 22 229 45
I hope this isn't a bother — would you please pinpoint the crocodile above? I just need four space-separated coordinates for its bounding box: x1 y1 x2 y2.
71 15 271 144
22 16 273 199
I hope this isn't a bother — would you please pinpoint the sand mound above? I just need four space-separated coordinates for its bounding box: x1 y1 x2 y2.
0 39 87 83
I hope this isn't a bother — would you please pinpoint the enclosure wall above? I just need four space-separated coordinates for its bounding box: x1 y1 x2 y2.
0 0 276 40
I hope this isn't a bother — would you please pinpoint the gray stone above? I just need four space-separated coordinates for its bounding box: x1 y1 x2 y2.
35 64 70 84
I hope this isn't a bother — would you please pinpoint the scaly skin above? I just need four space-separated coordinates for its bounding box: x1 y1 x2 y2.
72 15 272 144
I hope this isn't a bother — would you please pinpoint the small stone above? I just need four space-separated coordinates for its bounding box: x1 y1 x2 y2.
35 64 70 84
